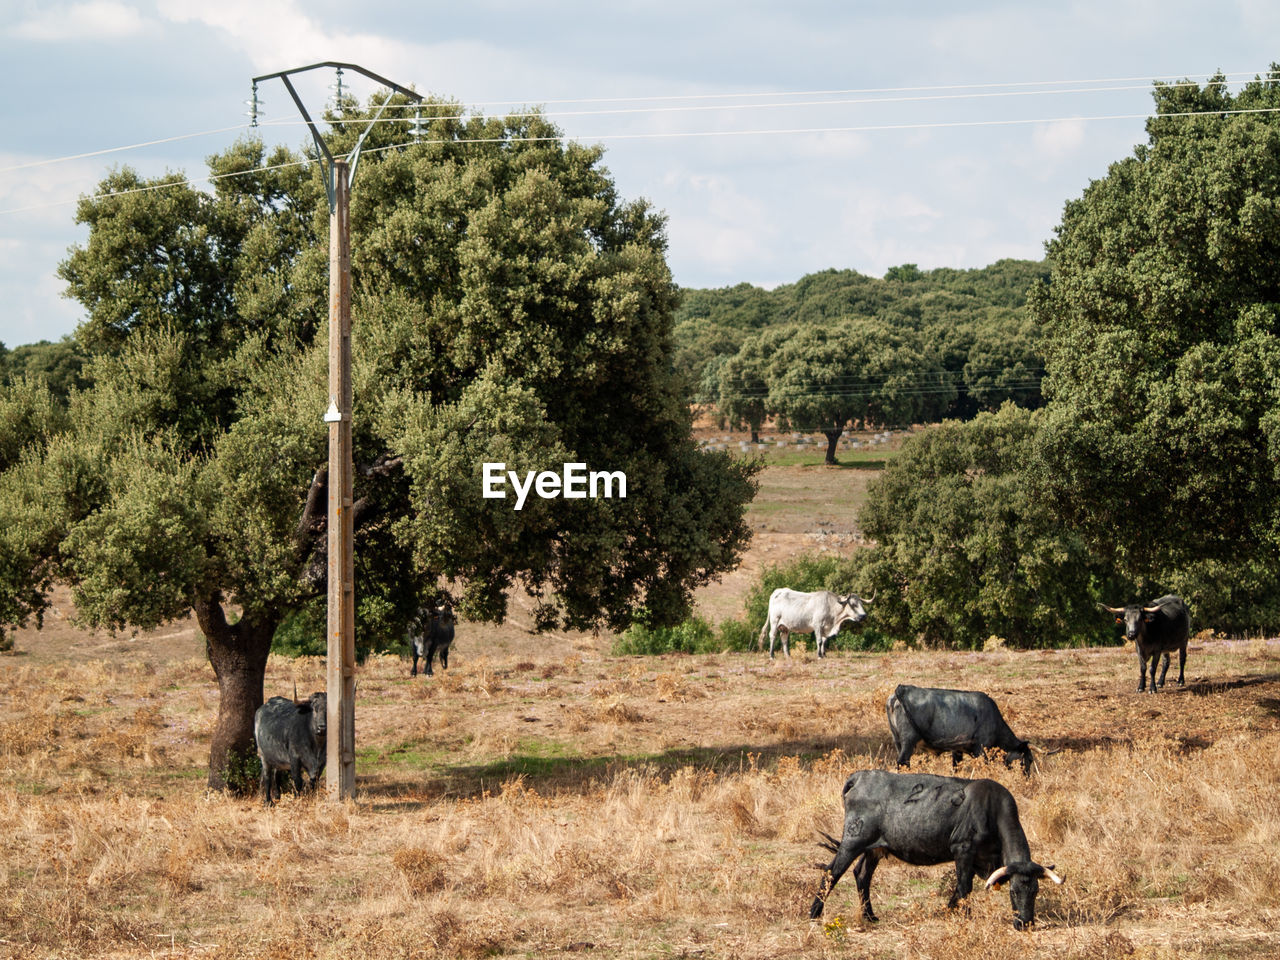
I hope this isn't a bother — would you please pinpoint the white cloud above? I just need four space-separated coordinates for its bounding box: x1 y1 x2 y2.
1033 118 1087 157
156 0 424 81
11 1 153 41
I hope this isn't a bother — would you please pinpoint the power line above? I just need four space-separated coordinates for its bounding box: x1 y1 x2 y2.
9 70 1278 177
300 79 1229 124
0 124 255 175
5 103 1280 219
448 70 1278 110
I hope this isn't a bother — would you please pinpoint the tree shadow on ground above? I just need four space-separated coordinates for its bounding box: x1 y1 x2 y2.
360 731 891 809
1184 672 1280 697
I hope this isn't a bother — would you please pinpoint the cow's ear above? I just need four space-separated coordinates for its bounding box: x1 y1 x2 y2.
1114 617 1123 625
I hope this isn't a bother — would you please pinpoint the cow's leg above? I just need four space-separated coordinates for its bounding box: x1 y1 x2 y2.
810 832 869 919
439 644 449 671
852 850 883 922
290 756 305 794
259 754 274 806
781 626 791 658
1156 651 1171 689
1176 644 1187 686
425 647 435 677
767 621 778 659
816 630 826 658
950 854 977 909
306 756 324 793
1146 652 1161 695
411 652 419 677
1136 648 1148 692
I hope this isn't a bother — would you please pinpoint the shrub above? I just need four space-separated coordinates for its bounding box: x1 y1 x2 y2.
836 405 1125 649
716 618 757 652
223 744 262 797
612 617 718 655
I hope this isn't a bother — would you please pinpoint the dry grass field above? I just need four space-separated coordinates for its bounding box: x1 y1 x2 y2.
4 634 1280 959
4 443 1280 959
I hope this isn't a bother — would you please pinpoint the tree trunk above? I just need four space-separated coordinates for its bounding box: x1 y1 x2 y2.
750 426 760 444
196 597 276 792
823 429 843 465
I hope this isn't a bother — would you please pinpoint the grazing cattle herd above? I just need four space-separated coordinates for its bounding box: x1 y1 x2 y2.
250 589 1197 931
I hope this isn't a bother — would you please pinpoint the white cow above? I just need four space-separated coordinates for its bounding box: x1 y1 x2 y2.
758 588 870 658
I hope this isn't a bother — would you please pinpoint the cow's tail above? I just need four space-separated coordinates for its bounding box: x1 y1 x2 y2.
891 685 926 738
757 619 770 651
816 830 841 855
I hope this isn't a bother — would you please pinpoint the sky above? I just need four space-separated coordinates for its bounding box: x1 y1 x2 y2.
3 0 1280 348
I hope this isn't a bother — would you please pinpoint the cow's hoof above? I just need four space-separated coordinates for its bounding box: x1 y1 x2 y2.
809 899 826 920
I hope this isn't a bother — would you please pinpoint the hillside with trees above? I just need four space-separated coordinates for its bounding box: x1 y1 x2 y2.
674 258 1048 431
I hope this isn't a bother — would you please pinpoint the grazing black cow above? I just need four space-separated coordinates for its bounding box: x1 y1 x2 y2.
254 692 327 806
886 684 1033 774
409 604 455 677
1100 594 1190 694
810 770 1062 929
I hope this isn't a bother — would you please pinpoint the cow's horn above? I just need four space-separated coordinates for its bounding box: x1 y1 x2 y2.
1098 603 1124 614
985 865 1011 889
864 588 876 603
1043 865 1064 885
294 681 298 702
1142 605 1162 614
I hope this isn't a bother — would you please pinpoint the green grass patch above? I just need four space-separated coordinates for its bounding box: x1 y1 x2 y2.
357 740 446 771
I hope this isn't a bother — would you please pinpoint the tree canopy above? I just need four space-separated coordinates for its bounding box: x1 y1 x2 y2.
0 96 758 788
840 404 1122 648
1030 66 1280 631
763 319 952 463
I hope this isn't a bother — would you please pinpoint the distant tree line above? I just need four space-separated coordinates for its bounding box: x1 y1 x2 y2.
674 259 1047 461
0 338 89 401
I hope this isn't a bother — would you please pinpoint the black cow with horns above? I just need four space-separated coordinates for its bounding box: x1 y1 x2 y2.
1099 594 1190 694
810 770 1062 929
253 692 327 806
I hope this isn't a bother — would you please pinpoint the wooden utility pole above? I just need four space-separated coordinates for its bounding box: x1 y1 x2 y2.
252 62 426 804
325 160 356 800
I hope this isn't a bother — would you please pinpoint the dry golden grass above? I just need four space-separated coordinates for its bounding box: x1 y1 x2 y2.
3 639 1280 958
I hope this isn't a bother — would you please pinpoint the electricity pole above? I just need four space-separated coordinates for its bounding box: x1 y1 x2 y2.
250 62 424 801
